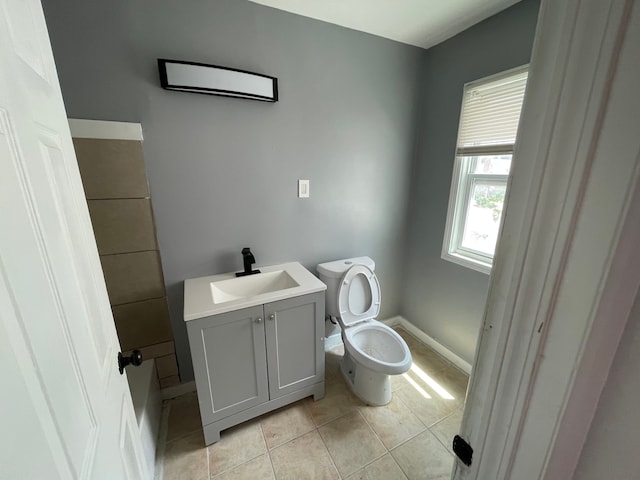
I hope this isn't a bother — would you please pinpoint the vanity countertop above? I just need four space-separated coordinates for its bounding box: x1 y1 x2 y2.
184 261 327 321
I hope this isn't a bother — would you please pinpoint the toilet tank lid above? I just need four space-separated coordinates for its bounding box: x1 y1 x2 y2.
317 256 375 278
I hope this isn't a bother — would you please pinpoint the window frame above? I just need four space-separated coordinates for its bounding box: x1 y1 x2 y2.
442 65 528 274
443 156 510 274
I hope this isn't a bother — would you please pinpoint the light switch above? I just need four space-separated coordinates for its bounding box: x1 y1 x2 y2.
298 179 309 198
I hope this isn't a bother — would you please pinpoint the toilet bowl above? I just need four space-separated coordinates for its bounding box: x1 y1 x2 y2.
317 257 412 406
342 320 412 375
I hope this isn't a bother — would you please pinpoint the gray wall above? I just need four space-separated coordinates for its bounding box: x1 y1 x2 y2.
572 289 640 480
401 0 540 364
42 0 423 381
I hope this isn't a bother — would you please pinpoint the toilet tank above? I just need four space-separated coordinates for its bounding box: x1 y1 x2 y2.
317 256 375 318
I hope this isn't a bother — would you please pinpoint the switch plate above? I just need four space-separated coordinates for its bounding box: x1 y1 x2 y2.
298 179 309 198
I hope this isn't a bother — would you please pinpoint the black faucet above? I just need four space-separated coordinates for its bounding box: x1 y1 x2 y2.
236 247 261 277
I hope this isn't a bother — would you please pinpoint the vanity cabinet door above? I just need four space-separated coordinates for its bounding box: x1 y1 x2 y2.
264 292 325 399
187 305 269 425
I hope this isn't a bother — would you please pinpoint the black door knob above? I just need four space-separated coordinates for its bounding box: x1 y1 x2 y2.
118 350 143 374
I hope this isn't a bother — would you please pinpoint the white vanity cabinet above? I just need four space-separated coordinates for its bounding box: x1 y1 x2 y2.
187 292 325 444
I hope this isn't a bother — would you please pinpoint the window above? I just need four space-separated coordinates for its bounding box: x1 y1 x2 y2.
442 66 528 274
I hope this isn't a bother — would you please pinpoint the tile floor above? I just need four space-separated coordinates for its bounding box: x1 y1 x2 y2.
157 328 469 480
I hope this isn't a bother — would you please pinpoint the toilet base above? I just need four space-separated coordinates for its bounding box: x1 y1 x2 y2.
340 350 393 406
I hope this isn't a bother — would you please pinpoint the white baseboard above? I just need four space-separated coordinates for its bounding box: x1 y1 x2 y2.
160 380 196 400
324 333 343 351
382 316 472 374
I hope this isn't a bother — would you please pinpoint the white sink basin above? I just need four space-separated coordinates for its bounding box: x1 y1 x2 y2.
184 262 327 320
210 270 299 304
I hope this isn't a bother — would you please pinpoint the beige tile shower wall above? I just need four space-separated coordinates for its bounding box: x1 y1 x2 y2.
73 137 179 385
100 251 165 304
74 138 149 199
124 340 175 360
88 199 158 254
113 298 173 351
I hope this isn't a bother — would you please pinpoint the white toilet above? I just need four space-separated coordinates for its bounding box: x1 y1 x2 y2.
317 257 412 406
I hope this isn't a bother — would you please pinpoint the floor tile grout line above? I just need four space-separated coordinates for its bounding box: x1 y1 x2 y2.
264 422 317 451
315 424 344 479
427 427 456 459
397 366 462 403
431 405 463 427
263 409 323 452
349 448 390 477
266 428 308 452
384 387 460 450
154 401 171 480
209 421 272 478
265 448 277 480
309 405 358 429
300 396 317 425
354 385 430 453
210 452 266 478
388 448 412 480
164 427 203 445
357 450 409 480
209 438 267 478
354 408 422 474
205 441 211 479
427 425 456 459
427 407 464 455
392 384 429 429
354 408 390 454
392 377 465 429
388 426 429 453
324 409 390 478
257 420 271 470
266 423 342 479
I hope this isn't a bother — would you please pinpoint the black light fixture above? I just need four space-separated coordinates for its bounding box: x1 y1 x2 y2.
158 59 278 102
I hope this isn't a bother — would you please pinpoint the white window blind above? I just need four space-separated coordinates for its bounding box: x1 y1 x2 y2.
457 69 528 155
443 65 529 274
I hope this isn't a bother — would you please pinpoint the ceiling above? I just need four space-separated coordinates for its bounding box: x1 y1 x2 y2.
248 0 521 49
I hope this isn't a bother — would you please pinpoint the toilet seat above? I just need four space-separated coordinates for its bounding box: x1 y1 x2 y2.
343 320 412 375
338 264 381 326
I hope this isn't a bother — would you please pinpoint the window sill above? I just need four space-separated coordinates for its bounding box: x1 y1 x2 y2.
441 251 492 275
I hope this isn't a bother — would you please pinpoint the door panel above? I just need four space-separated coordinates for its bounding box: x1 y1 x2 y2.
187 306 269 425
0 269 73 480
265 293 325 399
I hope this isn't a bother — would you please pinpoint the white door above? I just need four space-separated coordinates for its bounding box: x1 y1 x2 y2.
0 1 148 479
454 0 640 478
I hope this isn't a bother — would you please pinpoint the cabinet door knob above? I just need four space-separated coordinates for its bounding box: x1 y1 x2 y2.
268 314 275 321
255 317 263 323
